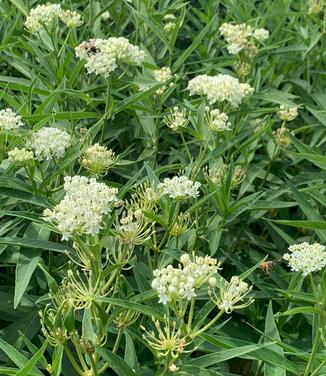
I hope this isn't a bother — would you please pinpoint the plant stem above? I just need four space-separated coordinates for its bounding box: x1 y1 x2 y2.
112 327 124 353
191 310 224 338
64 344 84 375
186 298 195 333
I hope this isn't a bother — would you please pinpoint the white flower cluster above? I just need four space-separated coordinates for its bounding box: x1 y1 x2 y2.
158 175 201 199
25 4 83 32
0 108 23 130
153 67 173 82
151 254 220 304
187 74 253 107
44 176 118 240
81 143 116 176
278 104 299 122
206 107 231 131
164 106 189 131
28 127 71 161
283 242 326 276
8 147 34 164
210 276 254 314
219 22 269 55
75 38 146 78
59 10 83 28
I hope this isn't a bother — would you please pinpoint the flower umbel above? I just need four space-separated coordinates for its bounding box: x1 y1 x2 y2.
0 108 23 130
283 242 326 276
81 143 116 176
164 106 189 131
209 276 254 314
158 175 201 199
28 127 71 161
43 176 118 240
187 74 253 107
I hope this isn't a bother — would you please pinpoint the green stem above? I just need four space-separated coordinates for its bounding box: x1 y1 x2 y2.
186 298 196 334
191 310 224 338
90 354 99 376
112 327 124 354
64 344 84 375
180 131 192 161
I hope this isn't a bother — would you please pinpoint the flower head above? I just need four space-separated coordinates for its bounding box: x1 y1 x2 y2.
283 242 326 276
151 254 220 304
75 37 145 78
187 74 253 107
164 107 189 131
206 107 231 132
0 108 23 130
59 10 83 28
43 176 118 240
8 147 34 164
81 143 116 176
25 4 62 32
209 276 254 314
158 175 201 199
278 105 299 122
28 127 71 161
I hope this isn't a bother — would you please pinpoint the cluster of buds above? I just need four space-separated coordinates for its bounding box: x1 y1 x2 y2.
273 127 291 147
81 143 116 176
205 164 245 187
153 66 175 95
151 254 220 304
164 106 189 131
205 107 231 132
308 0 324 14
162 14 176 34
278 104 299 122
39 306 70 346
209 276 254 314
125 181 160 215
8 147 34 165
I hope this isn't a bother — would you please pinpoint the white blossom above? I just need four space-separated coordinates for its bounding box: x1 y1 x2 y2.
187 74 253 107
81 143 116 176
164 106 189 131
158 175 201 199
43 176 118 240
0 108 23 130
59 10 83 28
206 107 231 131
210 276 254 314
151 254 220 304
25 4 62 32
283 242 326 276
153 67 173 82
28 127 71 161
75 37 145 78
278 104 299 122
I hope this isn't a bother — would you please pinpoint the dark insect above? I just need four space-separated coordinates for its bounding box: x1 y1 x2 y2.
258 260 277 273
83 39 100 55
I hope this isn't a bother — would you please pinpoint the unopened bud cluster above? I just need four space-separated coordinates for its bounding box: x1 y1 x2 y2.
151 254 220 304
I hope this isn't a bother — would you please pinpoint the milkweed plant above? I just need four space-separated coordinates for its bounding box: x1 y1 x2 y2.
0 0 326 375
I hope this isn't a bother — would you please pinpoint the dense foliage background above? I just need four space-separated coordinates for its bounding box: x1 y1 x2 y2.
0 0 326 375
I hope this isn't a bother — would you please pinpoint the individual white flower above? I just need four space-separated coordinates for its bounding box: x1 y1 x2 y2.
81 143 116 176
25 4 62 32
278 104 299 122
158 175 201 199
187 74 253 107
8 148 34 164
0 108 23 130
43 176 118 240
28 127 71 161
151 254 220 304
59 10 83 28
209 276 254 314
164 106 189 131
206 107 231 131
283 242 326 276
75 37 146 78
